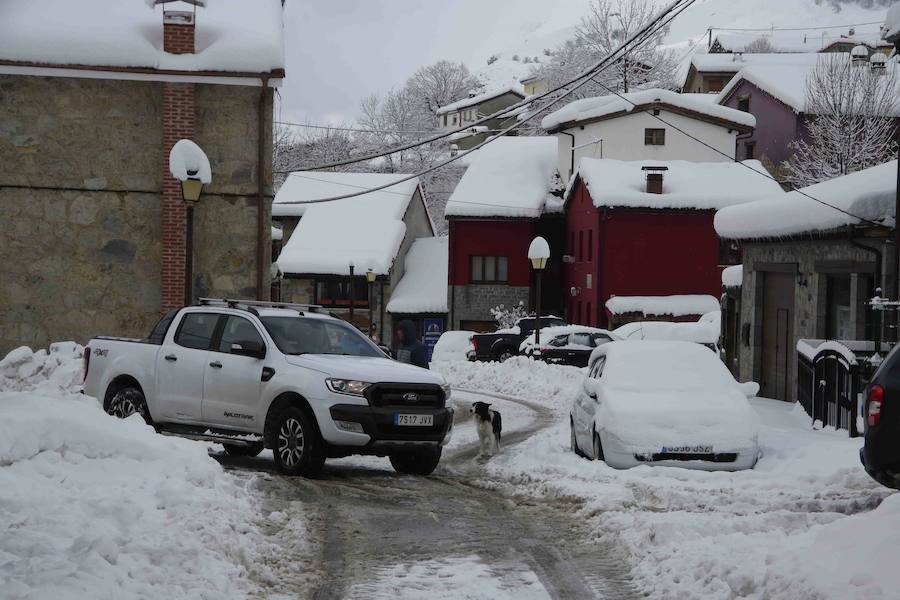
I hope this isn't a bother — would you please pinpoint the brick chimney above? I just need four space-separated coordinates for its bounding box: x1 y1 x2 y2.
642 166 668 195
160 7 198 310
163 10 195 54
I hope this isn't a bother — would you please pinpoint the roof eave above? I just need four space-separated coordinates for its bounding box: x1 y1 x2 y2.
546 101 753 134
0 58 286 80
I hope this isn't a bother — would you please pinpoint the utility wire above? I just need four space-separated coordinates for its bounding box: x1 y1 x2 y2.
275 0 699 205
281 0 698 174
275 120 504 136
589 79 888 229
710 20 884 33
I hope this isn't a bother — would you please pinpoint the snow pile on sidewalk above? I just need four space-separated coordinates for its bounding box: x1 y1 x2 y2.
0 342 85 393
443 359 896 599
0 346 274 598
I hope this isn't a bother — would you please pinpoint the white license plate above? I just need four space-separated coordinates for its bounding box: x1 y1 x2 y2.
662 445 713 453
394 414 433 427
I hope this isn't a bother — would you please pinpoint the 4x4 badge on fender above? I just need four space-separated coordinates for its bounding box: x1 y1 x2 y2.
402 393 419 402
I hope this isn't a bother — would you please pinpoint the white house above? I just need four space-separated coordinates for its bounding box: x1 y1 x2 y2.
436 84 526 150
272 171 435 340
541 88 757 181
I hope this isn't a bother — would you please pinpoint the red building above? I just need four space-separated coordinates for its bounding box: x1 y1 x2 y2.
563 158 784 327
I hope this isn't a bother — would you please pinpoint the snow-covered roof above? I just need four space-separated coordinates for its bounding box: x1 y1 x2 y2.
572 158 784 211
715 160 897 241
386 237 448 314
274 172 424 276
436 84 526 115
0 0 284 74
722 265 743 288
606 295 720 318
541 88 756 131
710 32 885 54
444 137 559 219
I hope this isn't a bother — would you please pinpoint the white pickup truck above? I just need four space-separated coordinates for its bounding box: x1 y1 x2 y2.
83 299 453 476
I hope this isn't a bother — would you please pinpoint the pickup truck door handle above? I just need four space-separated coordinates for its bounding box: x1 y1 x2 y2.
164 354 177 362
209 361 223 369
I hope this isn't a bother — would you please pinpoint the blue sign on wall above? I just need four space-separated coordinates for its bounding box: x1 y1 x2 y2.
423 317 445 361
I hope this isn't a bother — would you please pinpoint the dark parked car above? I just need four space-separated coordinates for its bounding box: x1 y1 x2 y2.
861 345 900 489
469 316 566 362
530 329 621 367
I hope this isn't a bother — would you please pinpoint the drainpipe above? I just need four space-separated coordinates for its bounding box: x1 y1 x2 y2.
559 130 576 181
257 75 270 300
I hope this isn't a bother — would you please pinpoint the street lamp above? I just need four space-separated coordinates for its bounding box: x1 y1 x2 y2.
366 268 377 337
528 236 550 346
168 139 210 306
348 261 355 323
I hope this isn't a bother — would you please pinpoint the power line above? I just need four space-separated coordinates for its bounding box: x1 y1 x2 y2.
283 0 698 173
274 0 699 206
275 120 505 136
589 78 887 229
710 20 884 33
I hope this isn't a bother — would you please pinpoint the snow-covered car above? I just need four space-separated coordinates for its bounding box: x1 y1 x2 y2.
520 326 621 367
613 312 721 355
431 330 476 362
83 299 453 477
570 341 759 471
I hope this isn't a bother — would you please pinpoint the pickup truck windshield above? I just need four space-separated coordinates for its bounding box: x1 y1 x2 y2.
261 317 384 357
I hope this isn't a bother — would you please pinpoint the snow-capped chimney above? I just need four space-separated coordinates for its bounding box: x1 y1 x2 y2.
164 10 195 54
642 166 668 195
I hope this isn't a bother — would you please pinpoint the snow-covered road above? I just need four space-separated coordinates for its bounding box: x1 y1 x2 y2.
216 388 639 599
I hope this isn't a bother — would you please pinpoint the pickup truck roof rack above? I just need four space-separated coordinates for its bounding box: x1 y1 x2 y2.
196 298 325 316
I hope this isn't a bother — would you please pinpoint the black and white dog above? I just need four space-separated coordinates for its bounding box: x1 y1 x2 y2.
471 401 502 456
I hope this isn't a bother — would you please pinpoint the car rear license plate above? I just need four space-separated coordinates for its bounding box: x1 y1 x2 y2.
394 414 433 426
662 445 713 453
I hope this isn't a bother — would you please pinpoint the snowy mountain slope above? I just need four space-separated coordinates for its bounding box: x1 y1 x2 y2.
472 0 891 89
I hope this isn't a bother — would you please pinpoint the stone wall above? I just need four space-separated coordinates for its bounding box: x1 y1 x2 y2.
738 235 891 400
449 284 531 329
0 75 272 354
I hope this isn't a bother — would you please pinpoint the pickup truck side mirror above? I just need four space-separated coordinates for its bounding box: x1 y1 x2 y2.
583 379 598 400
231 340 266 359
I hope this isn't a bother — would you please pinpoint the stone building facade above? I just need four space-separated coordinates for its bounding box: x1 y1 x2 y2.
0 9 282 354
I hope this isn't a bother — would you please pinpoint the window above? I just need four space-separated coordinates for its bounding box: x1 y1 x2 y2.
718 239 741 266
737 95 751 113
578 231 584 261
644 128 666 146
569 232 575 255
175 313 220 350
218 316 265 354
744 141 756 160
587 230 593 261
261 317 382 357
316 278 369 307
591 333 612 347
452 115 458 125
548 334 569 347
572 333 592 347
826 275 852 340
470 255 508 283
443 114 448 127
586 302 592 325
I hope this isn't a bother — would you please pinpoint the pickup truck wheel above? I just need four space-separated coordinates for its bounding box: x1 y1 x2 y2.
497 349 514 363
107 387 151 425
389 446 442 476
271 407 324 477
223 443 264 458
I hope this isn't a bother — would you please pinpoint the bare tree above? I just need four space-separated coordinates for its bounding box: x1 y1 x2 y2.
407 60 481 116
743 37 776 53
783 55 898 188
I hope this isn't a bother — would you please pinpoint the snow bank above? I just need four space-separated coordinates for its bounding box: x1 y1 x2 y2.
168 139 212 184
606 294 719 317
386 237 448 314
274 172 422 275
444 358 894 600
722 264 743 288
0 346 275 597
431 331 475 363
573 158 783 210
715 160 897 240
0 342 85 394
541 88 756 131
444 137 558 218
0 0 284 73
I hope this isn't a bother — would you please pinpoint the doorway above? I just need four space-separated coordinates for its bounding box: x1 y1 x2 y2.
760 271 795 401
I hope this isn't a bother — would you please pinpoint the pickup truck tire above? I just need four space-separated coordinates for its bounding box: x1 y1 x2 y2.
496 348 514 363
223 443 264 458
269 406 325 477
106 386 152 425
389 446 442 476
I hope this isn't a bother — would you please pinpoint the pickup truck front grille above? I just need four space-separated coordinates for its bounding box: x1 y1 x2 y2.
364 383 445 408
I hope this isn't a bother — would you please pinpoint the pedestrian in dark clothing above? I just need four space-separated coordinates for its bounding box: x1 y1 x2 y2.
394 320 429 369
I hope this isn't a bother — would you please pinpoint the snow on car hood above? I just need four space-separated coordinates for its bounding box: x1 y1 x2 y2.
283 354 445 386
596 388 759 451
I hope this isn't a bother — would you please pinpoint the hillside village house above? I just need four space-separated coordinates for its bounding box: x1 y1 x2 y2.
562 158 783 328
437 85 526 151
714 161 896 401
0 0 283 354
272 172 436 341
540 88 756 181
444 136 563 331
707 30 892 57
681 52 821 95
716 53 895 180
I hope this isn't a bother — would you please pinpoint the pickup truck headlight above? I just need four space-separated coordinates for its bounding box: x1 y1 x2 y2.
325 378 371 396
441 383 452 401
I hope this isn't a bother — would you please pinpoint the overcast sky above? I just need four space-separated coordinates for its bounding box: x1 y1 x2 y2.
278 0 594 125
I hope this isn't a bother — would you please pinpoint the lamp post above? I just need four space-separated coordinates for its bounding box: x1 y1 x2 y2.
366 268 377 337
348 261 355 323
180 172 204 305
528 236 550 346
